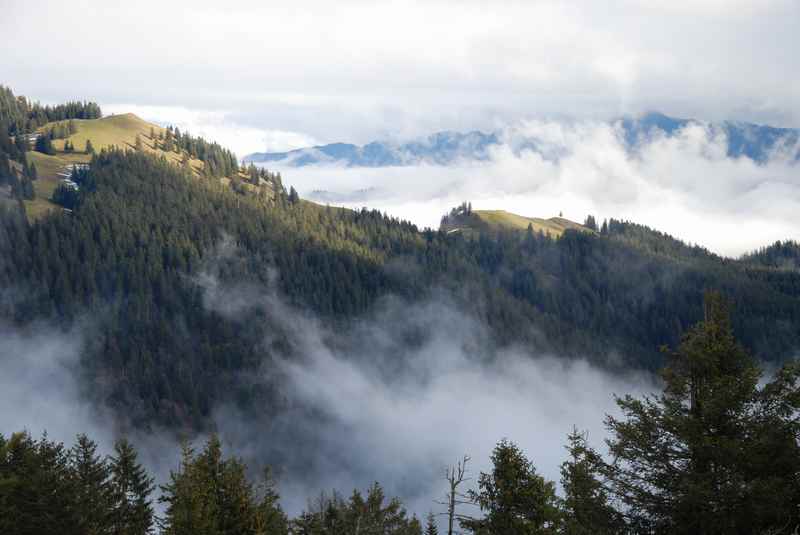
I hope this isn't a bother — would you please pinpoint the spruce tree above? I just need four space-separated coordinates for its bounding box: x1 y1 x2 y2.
34 134 55 155
559 428 619 535
425 512 439 535
71 434 112 535
605 292 800 533
160 435 263 535
461 439 561 534
109 438 155 535
254 467 289 535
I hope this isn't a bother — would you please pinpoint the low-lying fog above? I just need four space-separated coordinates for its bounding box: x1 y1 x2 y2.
281 120 800 257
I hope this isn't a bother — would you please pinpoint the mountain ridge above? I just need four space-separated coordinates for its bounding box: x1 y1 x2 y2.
244 112 800 167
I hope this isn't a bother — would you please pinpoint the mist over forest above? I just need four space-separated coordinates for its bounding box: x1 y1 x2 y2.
2 1 800 533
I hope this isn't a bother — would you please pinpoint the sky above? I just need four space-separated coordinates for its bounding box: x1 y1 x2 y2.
3 0 799 151
2 0 799 253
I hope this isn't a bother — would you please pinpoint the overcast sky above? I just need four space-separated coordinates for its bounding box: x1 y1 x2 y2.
3 1 799 254
3 0 799 152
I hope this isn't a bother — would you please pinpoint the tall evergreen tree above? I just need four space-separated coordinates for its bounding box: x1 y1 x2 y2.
461 439 561 534
605 292 800 534
71 434 113 535
425 512 439 535
34 133 55 155
288 186 300 204
109 438 155 535
559 428 620 535
254 467 289 535
160 435 268 535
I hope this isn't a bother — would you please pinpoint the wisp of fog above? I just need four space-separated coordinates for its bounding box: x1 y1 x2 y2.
201 275 655 517
282 120 799 257
1 258 655 522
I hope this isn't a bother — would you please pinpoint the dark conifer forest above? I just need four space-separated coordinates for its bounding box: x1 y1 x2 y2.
2 294 798 533
0 83 799 534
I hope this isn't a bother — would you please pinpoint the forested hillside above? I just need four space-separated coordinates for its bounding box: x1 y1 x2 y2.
0 85 282 222
2 85 800 433
4 296 799 534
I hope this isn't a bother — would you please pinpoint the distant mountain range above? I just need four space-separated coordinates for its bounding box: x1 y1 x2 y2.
243 112 800 167
245 130 500 167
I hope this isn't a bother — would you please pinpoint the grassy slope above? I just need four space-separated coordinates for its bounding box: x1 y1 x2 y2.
473 209 590 237
24 114 234 220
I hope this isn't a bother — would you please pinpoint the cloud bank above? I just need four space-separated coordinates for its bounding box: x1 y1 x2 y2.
0 255 655 524
287 120 800 256
198 268 654 518
2 0 799 144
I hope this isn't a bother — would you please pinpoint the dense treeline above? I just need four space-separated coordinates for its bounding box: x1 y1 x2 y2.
5 297 798 534
0 84 101 137
0 85 99 207
742 239 800 271
0 432 154 535
0 430 417 535
2 148 800 429
158 124 239 178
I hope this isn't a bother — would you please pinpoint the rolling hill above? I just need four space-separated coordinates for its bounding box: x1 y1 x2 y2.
440 204 592 238
3 85 800 435
20 113 281 220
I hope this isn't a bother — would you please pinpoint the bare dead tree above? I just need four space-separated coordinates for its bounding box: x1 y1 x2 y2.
435 455 472 535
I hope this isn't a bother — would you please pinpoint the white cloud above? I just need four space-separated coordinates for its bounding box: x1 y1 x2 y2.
286 120 800 256
2 0 798 143
205 287 654 518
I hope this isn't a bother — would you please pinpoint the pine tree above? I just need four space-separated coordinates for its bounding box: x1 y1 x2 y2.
71 434 112 535
461 439 561 534
135 134 143 152
605 292 800 533
0 432 80 535
86 139 95 155
109 438 155 535
34 134 55 155
254 467 289 535
288 186 299 204
425 512 439 535
160 435 262 535
559 428 620 535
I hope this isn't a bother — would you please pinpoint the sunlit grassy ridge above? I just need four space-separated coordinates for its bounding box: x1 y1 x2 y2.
23 114 262 220
470 209 591 237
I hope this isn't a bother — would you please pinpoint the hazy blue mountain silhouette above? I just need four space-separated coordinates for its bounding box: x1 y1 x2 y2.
244 113 799 167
